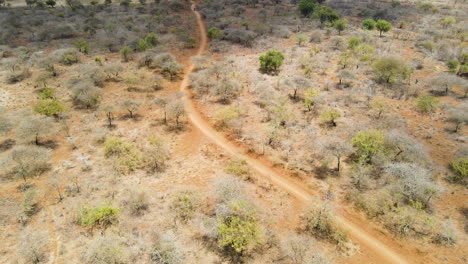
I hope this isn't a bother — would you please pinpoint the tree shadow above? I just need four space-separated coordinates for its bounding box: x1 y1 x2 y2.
0 139 15 152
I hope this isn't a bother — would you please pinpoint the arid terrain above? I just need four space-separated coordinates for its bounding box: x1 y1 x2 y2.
0 0 467 264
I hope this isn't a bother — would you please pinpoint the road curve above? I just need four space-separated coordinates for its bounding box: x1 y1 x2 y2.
180 2 409 264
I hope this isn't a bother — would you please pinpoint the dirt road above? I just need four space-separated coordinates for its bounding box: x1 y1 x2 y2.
181 2 411 264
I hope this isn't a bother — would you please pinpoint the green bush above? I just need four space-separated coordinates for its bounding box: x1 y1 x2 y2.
447 60 459 73
103 137 133 156
171 191 196 221
77 203 119 228
74 40 89 54
348 37 361 49
376 19 392 36
259 50 285 74
33 99 65 116
351 130 386 161
320 108 340 127
136 39 151 52
299 0 317 17
217 201 262 253
451 157 467 182
362 18 376 30
415 95 439 113
333 19 347 35
207 27 224 39
120 46 132 62
38 88 55 100
226 159 251 179
144 33 159 46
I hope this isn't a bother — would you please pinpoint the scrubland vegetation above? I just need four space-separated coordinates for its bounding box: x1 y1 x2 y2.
0 0 467 263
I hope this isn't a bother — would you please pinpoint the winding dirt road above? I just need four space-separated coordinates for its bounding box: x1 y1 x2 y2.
181 2 410 264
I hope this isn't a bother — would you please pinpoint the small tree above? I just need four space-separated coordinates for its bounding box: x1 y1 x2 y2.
299 0 317 17
296 35 306 46
313 5 339 26
283 77 310 100
73 40 89 54
352 130 386 161
333 19 347 35
120 46 132 62
4 145 50 182
362 18 376 30
303 89 320 111
320 108 341 127
167 100 185 126
441 16 455 28
372 57 412 83
207 27 224 39
371 99 387 119
122 100 140 119
215 78 241 103
17 116 54 145
259 50 285 74
321 137 353 171
447 104 467 132
376 19 392 37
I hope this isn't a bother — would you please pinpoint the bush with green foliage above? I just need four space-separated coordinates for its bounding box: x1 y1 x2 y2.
451 157 467 183
33 99 65 116
320 108 340 127
348 37 361 49
416 95 439 113
333 19 347 35
74 40 89 54
217 201 262 254
313 5 339 25
376 19 392 36
299 0 317 17
207 27 224 39
372 57 412 83
226 159 251 179
120 46 132 62
171 191 196 221
351 130 386 161
446 60 459 74
77 203 120 228
362 18 376 30
259 50 284 74
38 88 55 100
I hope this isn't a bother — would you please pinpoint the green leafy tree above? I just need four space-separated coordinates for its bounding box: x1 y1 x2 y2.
45 0 56 7
120 46 132 62
299 0 317 17
259 50 285 74
321 108 340 127
352 130 386 161
207 27 224 39
333 19 347 35
217 201 262 254
303 89 319 111
376 19 392 36
144 33 159 46
313 5 339 25
296 35 306 46
372 57 412 83
362 18 376 30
